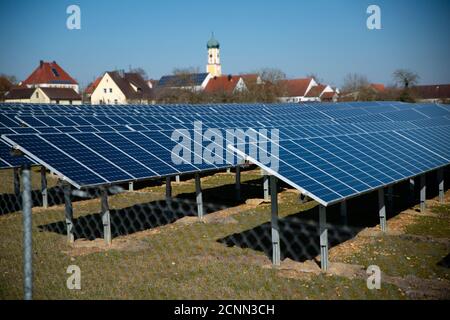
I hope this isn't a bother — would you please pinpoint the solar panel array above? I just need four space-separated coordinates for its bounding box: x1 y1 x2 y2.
1 101 449 206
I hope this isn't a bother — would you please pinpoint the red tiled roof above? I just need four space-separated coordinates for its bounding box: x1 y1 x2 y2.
370 83 385 92
85 77 102 95
279 78 313 97
305 84 326 98
321 91 337 100
239 74 260 85
412 84 450 99
204 75 241 94
23 61 78 85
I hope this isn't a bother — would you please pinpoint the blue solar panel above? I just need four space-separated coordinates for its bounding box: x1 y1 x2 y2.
2 101 449 200
0 141 32 168
2 134 104 185
231 126 450 205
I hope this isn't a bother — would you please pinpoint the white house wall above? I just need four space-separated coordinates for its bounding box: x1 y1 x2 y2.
91 73 127 105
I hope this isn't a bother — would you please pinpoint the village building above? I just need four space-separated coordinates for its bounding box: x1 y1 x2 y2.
206 33 222 77
90 71 154 104
412 84 450 103
303 84 335 102
4 60 82 104
204 75 247 95
278 78 318 102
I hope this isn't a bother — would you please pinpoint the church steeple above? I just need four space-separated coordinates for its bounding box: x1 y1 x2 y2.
206 33 222 77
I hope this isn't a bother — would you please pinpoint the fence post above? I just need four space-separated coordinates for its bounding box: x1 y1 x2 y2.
22 164 33 300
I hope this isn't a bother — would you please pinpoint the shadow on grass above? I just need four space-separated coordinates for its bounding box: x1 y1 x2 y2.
217 168 450 264
37 177 266 241
0 186 68 215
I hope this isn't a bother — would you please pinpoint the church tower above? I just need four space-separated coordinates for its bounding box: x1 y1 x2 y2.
206 33 222 77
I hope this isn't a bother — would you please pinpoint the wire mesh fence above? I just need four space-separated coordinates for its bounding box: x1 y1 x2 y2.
0 165 448 300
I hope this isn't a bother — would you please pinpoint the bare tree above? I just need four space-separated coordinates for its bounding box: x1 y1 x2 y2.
392 69 419 89
257 68 286 84
341 73 370 93
0 74 17 100
306 73 323 84
129 67 148 80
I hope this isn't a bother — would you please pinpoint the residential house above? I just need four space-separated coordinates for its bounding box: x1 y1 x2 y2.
84 76 102 101
4 60 82 104
21 60 80 93
157 73 212 92
320 91 339 102
303 84 337 102
3 88 36 103
204 75 247 95
239 74 263 87
412 84 450 103
278 78 318 102
90 71 154 104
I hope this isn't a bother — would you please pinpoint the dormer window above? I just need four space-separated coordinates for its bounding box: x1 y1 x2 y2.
51 68 60 77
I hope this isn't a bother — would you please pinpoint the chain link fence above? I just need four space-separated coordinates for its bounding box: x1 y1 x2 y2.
1 165 448 300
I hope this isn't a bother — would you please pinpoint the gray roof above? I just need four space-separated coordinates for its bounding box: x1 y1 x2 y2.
107 72 154 100
4 88 35 100
158 73 209 88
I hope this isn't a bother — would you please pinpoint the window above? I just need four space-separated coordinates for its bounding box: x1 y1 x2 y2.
114 99 118 104
36 92 39 98
104 88 107 93
51 68 60 77
110 88 113 93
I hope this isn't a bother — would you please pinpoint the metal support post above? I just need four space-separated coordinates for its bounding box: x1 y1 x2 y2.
235 165 241 201
270 176 280 266
263 174 270 201
14 167 20 196
387 185 394 214
420 175 426 212
63 183 75 243
438 168 444 203
378 188 387 232
409 178 415 205
195 173 204 219
101 188 111 245
165 176 172 201
340 200 348 225
319 205 328 271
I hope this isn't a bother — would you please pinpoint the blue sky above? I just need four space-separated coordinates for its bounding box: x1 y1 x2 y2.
0 0 449 88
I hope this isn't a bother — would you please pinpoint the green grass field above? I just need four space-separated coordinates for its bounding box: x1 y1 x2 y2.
0 167 448 299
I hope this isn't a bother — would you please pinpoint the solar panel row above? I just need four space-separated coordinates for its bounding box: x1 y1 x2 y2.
1 101 449 208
